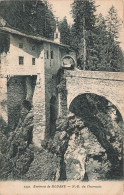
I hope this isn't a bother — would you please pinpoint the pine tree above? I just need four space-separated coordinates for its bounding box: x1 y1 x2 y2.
106 5 122 40
105 6 124 71
90 13 109 71
70 0 97 70
70 2 124 72
92 10 124 72
59 17 70 45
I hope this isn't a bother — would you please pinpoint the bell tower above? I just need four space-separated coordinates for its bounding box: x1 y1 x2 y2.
54 17 60 43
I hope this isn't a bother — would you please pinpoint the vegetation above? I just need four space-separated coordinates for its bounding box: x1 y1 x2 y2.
0 0 56 39
0 95 123 180
58 17 71 46
0 0 123 71
70 0 96 70
69 0 124 71
0 102 34 180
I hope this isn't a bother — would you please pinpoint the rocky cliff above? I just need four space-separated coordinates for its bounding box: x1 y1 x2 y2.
0 98 123 181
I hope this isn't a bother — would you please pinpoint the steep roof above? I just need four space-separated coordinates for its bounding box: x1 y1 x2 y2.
0 26 70 48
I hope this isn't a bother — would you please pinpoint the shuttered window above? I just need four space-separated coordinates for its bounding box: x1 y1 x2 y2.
32 58 35 65
19 56 24 65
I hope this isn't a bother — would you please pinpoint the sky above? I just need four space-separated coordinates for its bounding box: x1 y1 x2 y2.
48 0 124 49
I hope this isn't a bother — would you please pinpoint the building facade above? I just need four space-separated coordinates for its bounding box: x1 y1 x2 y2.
0 26 76 147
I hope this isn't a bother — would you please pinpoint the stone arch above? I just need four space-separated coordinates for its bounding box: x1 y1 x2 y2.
68 93 123 180
68 92 124 121
69 93 123 122
50 96 57 137
61 55 76 69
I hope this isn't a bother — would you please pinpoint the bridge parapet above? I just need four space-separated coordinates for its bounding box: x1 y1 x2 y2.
64 69 124 81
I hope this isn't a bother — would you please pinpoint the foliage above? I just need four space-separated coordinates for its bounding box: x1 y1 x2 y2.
0 97 123 180
0 107 34 180
106 5 122 40
59 17 71 45
88 13 124 71
70 0 96 69
69 1 124 71
104 6 124 71
71 0 96 31
0 0 56 39
0 0 123 71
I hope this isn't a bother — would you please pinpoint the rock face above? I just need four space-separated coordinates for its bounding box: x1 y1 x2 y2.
53 110 123 181
24 149 61 181
65 133 86 181
0 96 123 181
63 126 111 181
26 110 123 181
82 127 111 181
0 101 34 180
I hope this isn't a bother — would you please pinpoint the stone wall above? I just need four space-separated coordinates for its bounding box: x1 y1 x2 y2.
6 75 37 130
0 76 8 124
33 73 46 147
43 43 68 138
7 76 26 129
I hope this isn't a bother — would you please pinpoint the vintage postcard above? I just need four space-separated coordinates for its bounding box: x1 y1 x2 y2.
0 0 124 194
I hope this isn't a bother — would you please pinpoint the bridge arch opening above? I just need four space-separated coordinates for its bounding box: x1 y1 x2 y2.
68 93 123 180
69 93 123 123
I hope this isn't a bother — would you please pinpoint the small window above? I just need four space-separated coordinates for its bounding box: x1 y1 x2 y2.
51 51 53 59
19 43 23 48
32 45 35 51
56 33 58 38
19 56 24 65
32 58 35 65
47 50 49 59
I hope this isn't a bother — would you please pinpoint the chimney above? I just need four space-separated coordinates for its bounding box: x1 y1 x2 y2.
54 17 60 43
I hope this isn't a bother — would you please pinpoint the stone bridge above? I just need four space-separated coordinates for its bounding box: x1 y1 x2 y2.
58 69 124 120
1 68 124 147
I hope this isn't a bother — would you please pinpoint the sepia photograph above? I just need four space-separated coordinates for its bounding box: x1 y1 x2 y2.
0 0 124 194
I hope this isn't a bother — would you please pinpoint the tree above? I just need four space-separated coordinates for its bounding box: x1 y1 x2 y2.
91 10 124 72
70 0 97 69
88 13 109 71
59 17 71 45
70 2 124 72
106 5 122 41
0 0 56 39
105 6 124 71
